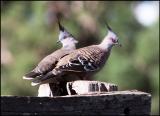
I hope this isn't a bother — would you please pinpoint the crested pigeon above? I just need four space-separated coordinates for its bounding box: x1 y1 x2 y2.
23 20 78 80
31 23 121 86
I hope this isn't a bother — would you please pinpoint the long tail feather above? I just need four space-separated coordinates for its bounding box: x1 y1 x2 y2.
23 71 40 80
31 72 56 86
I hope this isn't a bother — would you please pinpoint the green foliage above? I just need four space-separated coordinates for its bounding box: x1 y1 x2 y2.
1 1 159 115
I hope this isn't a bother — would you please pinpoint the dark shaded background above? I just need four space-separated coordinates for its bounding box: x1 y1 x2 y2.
1 1 159 115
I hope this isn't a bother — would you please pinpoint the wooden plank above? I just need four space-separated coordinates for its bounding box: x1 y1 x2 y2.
1 90 151 115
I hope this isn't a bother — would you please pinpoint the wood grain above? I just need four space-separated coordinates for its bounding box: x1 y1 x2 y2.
1 90 151 115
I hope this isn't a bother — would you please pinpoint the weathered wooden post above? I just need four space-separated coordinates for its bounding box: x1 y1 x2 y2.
1 80 151 115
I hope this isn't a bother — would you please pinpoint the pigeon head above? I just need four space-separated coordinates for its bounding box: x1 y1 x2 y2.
106 23 121 47
57 20 78 49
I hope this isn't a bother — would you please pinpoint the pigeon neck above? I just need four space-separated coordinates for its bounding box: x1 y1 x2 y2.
99 36 113 51
62 43 76 50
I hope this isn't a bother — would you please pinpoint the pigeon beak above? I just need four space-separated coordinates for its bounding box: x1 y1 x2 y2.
56 40 60 43
118 43 122 47
115 41 122 47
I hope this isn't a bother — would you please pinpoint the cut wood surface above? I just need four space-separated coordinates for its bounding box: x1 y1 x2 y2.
38 80 118 97
1 90 151 115
38 84 53 97
67 80 118 95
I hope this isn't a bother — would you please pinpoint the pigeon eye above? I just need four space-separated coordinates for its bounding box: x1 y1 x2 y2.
111 38 116 43
63 35 67 39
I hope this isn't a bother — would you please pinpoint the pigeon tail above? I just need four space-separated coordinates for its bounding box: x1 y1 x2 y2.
31 71 58 86
23 71 40 80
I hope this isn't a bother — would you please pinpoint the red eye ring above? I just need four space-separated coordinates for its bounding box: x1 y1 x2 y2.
111 38 116 43
63 35 68 39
